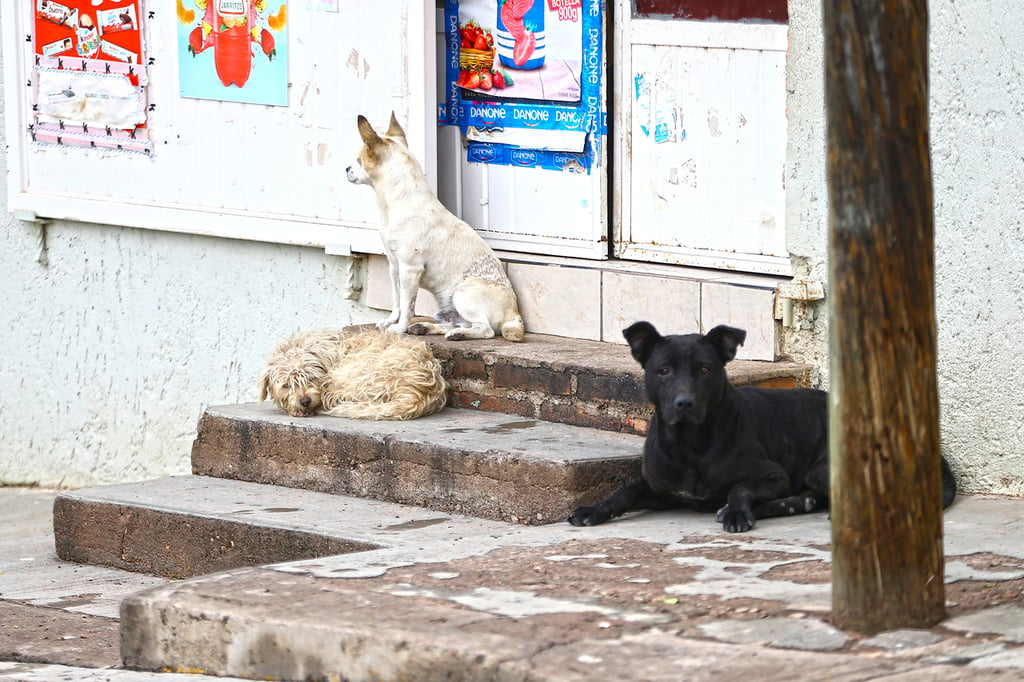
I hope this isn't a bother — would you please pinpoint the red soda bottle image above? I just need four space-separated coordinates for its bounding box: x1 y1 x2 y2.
213 0 252 87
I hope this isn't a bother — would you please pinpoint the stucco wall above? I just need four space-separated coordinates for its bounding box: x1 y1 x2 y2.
780 1 830 387
783 0 1024 496
0 211 374 486
930 0 1024 496
0 64 376 485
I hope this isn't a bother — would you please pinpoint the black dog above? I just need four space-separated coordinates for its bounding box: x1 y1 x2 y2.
568 322 957 532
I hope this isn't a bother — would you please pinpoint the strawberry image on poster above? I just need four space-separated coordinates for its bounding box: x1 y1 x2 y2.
512 29 535 67
500 0 532 40
496 0 544 70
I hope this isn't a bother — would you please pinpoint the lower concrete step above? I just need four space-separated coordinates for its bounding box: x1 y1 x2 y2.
191 403 643 526
52 475 513 578
421 332 814 436
116 495 1024 681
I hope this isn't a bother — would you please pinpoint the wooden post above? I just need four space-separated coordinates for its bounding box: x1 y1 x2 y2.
824 0 945 633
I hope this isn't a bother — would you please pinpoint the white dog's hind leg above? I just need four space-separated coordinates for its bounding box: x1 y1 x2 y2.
444 297 496 341
407 320 453 335
408 308 459 336
445 322 495 340
500 316 526 342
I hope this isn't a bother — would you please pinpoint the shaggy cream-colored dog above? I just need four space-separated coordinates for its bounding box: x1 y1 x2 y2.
321 329 448 420
258 327 447 420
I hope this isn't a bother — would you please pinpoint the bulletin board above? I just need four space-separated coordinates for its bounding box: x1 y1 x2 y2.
2 1 436 253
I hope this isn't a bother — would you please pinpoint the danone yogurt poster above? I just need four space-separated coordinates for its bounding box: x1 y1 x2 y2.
456 0 583 104
442 0 604 173
176 0 288 106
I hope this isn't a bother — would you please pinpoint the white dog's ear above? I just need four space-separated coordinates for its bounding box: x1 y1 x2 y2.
386 111 408 147
357 115 381 145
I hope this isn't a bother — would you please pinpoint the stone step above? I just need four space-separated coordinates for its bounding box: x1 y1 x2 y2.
191 403 644 526
420 332 812 435
115 495 1024 682
52 475 514 578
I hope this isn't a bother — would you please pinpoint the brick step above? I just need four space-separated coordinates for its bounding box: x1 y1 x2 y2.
419 332 812 435
191 403 643 526
52 475 514 578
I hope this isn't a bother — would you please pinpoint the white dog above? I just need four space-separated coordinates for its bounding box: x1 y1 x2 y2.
258 327 447 420
321 329 447 421
346 112 525 342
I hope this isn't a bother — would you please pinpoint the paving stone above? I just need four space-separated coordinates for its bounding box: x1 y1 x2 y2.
944 605 1024 642
0 662 251 681
863 629 944 651
967 645 1024 671
0 603 120 669
921 642 1011 666
697 616 850 651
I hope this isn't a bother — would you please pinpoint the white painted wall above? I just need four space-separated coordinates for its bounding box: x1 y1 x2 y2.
783 0 1024 496
0 212 375 486
0 74 377 486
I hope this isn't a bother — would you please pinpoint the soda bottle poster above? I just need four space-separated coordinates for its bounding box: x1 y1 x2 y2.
441 0 604 173
176 0 288 106
32 0 150 152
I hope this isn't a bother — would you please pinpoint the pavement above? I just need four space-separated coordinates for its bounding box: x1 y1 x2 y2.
3 485 1024 680
0 487 238 681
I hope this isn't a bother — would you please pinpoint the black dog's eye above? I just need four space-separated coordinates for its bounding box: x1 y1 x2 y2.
658 367 671 376
699 366 710 375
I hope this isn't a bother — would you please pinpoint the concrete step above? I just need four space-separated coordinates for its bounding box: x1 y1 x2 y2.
52 475 514 578
115 495 1024 682
420 332 813 435
191 403 643 525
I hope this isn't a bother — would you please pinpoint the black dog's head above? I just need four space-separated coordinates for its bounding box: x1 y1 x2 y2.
624 322 746 426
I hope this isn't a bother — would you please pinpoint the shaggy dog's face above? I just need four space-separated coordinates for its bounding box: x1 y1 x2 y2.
258 351 330 417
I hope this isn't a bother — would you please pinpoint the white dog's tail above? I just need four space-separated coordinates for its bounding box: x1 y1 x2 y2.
501 316 526 342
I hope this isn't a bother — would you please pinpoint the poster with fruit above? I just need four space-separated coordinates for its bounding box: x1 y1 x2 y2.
441 0 603 173
453 0 583 104
31 0 150 152
177 0 288 106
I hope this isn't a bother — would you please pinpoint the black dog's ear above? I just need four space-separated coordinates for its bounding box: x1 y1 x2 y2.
623 321 662 366
704 325 747 364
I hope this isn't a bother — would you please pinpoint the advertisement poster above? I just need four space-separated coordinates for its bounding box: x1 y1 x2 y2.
32 0 150 152
441 0 604 173
176 0 288 106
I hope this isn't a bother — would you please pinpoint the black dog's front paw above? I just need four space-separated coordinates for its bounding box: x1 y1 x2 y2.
716 504 756 533
567 505 612 527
